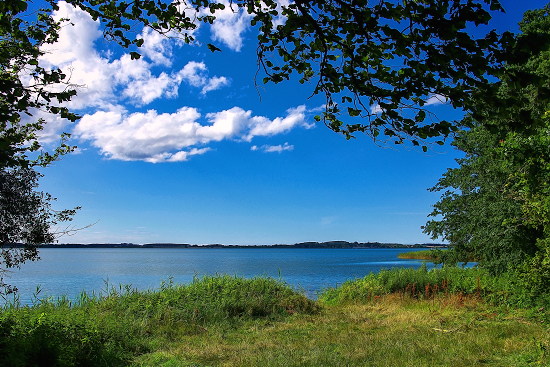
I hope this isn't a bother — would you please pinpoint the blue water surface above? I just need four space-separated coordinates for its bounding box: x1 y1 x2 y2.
3 247 433 304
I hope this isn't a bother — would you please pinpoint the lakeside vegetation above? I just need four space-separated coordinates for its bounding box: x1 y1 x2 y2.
397 249 443 261
1 270 548 366
397 249 476 263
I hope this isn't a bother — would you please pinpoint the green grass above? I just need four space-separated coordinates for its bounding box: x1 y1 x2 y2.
134 295 549 367
397 249 477 262
397 249 443 260
0 276 317 366
319 265 550 310
1 271 548 366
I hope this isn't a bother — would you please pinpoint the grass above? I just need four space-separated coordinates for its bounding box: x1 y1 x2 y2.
397 249 442 260
1 270 548 366
134 295 549 367
398 249 477 262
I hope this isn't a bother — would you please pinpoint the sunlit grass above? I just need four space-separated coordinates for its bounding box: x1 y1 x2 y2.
133 294 549 367
397 249 441 260
1 271 548 366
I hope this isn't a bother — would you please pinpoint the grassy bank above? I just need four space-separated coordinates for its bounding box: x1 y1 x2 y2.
1 271 548 366
397 249 477 262
397 249 442 260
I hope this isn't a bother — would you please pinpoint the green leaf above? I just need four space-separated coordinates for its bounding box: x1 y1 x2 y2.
207 43 222 52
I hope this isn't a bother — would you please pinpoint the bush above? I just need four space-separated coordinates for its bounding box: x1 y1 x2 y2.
99 276 318 330
0 308 132 367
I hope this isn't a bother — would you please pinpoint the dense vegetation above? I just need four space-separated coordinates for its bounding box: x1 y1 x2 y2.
1 272 547 366
424 5 550 299
0 276 318 366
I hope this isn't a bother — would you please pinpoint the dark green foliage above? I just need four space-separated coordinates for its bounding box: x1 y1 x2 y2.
1 0 79 293
424 127 541 273
0 167 77 294
0 309 133 367
0 0 77 170
424 5 550 297
252 0 510 146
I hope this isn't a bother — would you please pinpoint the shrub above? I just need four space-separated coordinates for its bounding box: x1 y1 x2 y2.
0 308 132 367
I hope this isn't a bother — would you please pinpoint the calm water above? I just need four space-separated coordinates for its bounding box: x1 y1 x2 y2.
3 247 432 304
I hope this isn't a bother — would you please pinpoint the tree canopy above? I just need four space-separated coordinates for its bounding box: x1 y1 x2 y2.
0 167 78 293
424 5 550 296
1 0 514 170
0 0 77 170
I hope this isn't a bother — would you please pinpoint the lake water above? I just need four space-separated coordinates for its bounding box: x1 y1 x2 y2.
3 247 432 304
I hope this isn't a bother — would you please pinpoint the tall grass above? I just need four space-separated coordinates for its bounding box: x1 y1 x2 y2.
1 270 547 366
0 276 317 367
319 265 549 311
397 249 442 260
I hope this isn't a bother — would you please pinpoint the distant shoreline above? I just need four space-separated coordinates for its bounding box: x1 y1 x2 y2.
24 241 447 249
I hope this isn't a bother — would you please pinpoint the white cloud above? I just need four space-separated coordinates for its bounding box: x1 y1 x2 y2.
245 105 309 141
199 107 251 141
201 76 229 94
425 94 448 106
121 69 181 105
75 107 203 163
74 106 309 163
138 26 195 66
251 142 294 153
208 0 252 51
370 104 383 114
34 2 309 163
38 2 229 112
139 28 172 66
178 61 229 95
167 148 211 162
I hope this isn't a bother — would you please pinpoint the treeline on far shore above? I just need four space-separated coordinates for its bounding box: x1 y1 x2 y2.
7 241 447 249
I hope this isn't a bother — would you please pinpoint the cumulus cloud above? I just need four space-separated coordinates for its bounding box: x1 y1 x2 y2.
370 104 382 114
74 106 309 163
179 61 229 95
34 2 311 163
201 76 230 94
39 2 229 111
138 26 194 66
245 105 309 141
208 0 252 51
251 142 294 153
138 27 174 66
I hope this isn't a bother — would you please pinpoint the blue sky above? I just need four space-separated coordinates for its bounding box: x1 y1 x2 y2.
36 1 544 245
